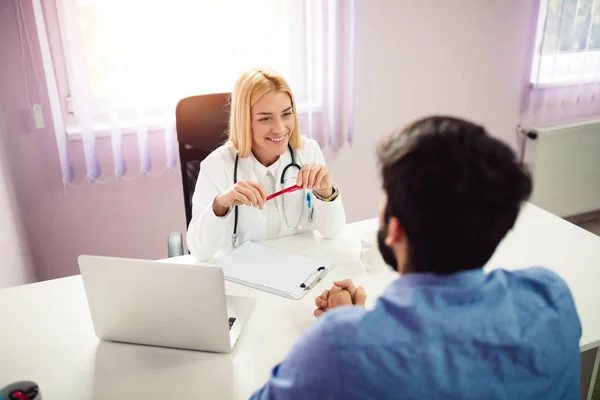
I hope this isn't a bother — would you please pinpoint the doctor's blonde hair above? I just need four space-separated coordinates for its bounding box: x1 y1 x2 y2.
228 68 304 158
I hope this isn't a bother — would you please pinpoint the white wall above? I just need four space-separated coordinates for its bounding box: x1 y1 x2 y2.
323 0 537 222
0 107 36 288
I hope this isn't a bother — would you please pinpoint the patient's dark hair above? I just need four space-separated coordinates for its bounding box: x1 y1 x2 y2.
377 116 532 275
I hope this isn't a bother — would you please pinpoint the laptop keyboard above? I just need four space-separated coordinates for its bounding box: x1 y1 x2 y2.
229 317 236 330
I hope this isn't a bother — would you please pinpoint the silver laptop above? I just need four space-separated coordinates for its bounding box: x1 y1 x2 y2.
78 255 254 353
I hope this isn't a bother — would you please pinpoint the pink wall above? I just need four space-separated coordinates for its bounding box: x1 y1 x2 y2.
0 102 36 287
324 0 537 223
0 0 536 282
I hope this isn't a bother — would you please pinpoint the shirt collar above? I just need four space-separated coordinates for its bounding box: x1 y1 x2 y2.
251 153 281 179
383 268 487 297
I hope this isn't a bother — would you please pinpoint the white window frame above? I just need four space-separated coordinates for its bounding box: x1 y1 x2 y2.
45 0 323 141
530 0 600 88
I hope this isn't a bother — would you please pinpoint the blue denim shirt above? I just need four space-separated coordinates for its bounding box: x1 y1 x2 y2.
250 267 581 400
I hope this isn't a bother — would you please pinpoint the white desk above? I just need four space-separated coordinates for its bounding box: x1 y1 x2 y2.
1 203 599 399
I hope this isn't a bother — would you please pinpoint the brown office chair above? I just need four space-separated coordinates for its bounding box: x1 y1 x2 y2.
168 93 230 257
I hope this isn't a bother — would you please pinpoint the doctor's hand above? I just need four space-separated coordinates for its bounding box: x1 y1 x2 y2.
313 280 367 317
296 163 332 198
212 180 266 217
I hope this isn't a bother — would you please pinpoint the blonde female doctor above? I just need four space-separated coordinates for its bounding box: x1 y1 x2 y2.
186 69 346 261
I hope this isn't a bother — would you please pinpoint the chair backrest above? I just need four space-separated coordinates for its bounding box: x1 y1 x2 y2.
175 93 230 227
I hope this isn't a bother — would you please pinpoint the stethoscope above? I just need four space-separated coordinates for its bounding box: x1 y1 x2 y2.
232 144 313 247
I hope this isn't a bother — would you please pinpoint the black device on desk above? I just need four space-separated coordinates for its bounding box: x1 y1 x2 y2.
0 381 40 400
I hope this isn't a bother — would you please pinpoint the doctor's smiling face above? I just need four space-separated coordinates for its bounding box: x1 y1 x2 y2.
251 90 295 167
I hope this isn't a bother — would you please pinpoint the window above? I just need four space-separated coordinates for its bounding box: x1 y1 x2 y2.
531 0 600 86
53 0 323 135
38 0 355 184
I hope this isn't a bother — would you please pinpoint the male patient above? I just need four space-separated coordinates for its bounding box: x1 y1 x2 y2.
250 116 582 400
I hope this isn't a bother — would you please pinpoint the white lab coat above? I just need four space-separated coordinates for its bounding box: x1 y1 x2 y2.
186 138 346 260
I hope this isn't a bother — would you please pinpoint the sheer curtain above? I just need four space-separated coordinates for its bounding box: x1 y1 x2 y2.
40 0 355 185
521 0 600 127
290 0 356 150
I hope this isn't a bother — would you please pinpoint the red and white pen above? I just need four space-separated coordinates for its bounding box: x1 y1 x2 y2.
266 185 301 201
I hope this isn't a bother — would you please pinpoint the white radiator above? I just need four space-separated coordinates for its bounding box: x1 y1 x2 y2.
523 119 600 218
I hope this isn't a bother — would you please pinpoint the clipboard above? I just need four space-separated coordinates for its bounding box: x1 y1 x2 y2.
215 241 333 300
